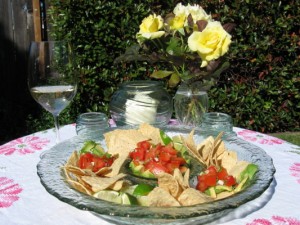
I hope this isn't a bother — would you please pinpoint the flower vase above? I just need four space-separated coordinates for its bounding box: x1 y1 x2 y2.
174 82 209 126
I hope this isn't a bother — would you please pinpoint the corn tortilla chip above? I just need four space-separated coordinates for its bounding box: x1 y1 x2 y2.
178 188 212 206
157 172 182 198
148 187 180 207
228 160 249 181
66 179 92 195
82 173 126 192
220 150 238 171
105 154 128 177
66 151 79 167
138 123 162 145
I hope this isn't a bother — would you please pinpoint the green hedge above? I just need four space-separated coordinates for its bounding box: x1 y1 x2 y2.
25 0 299 134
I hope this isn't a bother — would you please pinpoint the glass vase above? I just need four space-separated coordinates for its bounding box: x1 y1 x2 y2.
174 82 209 126
109 80 173 126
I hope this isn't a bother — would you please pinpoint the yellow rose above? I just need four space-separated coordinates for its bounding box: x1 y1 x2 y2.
169 14 186 30
137 14 165 40
172 3 212 28
188 21 232 67
185 3 212 23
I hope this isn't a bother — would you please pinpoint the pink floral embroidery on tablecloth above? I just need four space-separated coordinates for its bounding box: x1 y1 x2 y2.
237 130 284 145
247 216 300 225
290 163 300 184
0 135 50 156
0 177 23 208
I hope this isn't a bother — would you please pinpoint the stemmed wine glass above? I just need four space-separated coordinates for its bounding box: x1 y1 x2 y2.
27 41 77 143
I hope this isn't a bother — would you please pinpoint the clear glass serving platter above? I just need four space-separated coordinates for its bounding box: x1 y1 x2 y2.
37 125 275 225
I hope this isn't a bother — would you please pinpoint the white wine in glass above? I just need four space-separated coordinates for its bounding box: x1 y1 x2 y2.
28 41 77 143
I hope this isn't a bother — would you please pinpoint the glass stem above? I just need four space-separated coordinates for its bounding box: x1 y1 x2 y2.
53 115 60 144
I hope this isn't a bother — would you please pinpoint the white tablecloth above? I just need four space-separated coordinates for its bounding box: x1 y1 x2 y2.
1 123 300 225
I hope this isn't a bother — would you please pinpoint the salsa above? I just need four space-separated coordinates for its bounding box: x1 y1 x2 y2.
129 140 187 176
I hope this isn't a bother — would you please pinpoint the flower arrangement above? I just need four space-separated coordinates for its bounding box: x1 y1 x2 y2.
115 2 235 90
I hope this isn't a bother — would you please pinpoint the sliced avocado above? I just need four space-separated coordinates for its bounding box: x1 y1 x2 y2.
79 140 96 154
129 161 156 179
205 187 217 198
215 185 233 194
234 176 249 193
79 140 106 156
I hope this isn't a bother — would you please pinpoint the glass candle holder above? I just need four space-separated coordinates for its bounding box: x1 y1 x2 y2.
200 112 235 136
76 112 109 137
109 80 173 126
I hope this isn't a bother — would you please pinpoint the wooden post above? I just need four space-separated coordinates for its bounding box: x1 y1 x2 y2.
32 0 41 41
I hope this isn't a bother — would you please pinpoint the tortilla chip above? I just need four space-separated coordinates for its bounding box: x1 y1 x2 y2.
197 136 214 161
178 188 212 206
185 129 197 153
228 160 249 181
66 151 79 167
105 154 128 177
109 180 125 191
66 179 92 195
64 165 88 176
183 168 190 188
94 167 112 176
104 129 148 156
216 191 233 200
81 173 126 192
173 168 189 190
157 172 182 198
148 187 180 207
138 123 162 145
220 150 238 171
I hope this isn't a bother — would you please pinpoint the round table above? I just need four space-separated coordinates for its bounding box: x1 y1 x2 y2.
0 123 300 225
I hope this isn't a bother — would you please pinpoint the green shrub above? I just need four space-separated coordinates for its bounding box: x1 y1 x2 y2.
25 0 300 134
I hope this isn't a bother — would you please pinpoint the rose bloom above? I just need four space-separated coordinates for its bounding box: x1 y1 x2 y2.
137 14 165 40
171 3 212 29
188 21 232 67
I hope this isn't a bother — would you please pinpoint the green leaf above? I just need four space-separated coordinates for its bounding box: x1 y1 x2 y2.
168 73 181 88
150 70 173 79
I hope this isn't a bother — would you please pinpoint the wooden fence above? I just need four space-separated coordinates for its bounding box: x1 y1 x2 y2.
0 0 46 143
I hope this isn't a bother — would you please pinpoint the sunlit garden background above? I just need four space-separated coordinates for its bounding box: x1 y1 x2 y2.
0 0 299 145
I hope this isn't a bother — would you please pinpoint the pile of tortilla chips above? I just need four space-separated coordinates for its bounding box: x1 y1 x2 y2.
62 123 252 206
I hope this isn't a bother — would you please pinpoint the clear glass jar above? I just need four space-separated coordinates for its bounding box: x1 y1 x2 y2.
200 112 236 136
109 80 172 126
174 82 209 126
76 112 109 137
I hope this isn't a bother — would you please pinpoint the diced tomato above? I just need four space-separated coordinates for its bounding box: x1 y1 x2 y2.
196 180 208 192
171 156 186 165
196 165 237 192
207 165 218 176
159 151 171 162
162 144 178 155
224 175 236 186
129 147 146 161
166 161 180 172
145 161 169 175
204 173 217 187
217 167 228 180
78 152 94 170
78 153 114 172
93 157 106 172
129 140 187 176
137 140 151 150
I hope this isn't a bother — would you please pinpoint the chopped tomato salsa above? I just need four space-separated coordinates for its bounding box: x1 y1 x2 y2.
129 140 187 175
78 152 114 172
196 165 237 192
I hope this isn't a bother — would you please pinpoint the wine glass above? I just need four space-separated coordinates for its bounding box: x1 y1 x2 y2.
27 41 77 143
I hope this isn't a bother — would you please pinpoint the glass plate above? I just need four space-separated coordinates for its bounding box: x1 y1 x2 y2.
37 125 275 225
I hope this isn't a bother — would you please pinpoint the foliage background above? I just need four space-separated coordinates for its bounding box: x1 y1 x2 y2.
1 0 299 144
